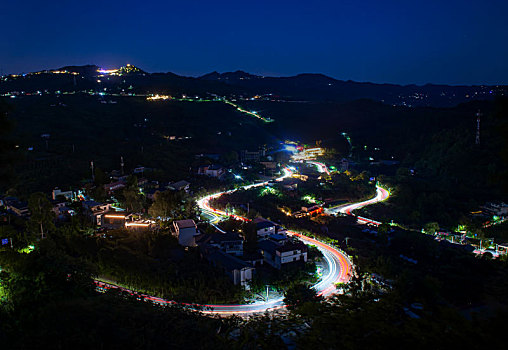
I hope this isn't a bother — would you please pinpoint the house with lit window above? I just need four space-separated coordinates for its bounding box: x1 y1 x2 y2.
168 180 191 192
252 217 276 238
82 201 112 225
104 181 126 194
258 239 308 270
101 211 131 229
52 200 74 220
197 164 226 179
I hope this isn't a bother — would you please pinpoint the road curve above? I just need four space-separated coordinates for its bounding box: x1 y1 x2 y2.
326 185 389 226
306 160 331 175
94 213 352 315
96 167 388 315
193 167 353 314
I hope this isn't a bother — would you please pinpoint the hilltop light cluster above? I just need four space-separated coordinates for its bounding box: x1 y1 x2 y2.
147 94 172 101
97 64 142 77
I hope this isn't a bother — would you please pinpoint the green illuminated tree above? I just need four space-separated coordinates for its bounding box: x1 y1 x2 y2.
0 238 95 310
423 222 439 234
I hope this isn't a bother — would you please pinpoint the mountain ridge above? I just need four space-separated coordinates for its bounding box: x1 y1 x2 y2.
1 64 506 107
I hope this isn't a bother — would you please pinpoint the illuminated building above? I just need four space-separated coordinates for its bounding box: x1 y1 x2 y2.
259 239 308 269
173 219 200 247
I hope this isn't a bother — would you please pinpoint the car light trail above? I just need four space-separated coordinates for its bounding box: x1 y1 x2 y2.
125 165 352 314
326 185 389 226
223 99 274 123
95 163 383 315
307 160 331 175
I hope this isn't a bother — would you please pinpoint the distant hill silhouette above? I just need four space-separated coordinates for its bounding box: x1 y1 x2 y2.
1 65 506 107
199 70 507 106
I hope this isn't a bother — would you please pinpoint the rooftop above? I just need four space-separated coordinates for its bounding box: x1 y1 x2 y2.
269 234 287 242
205 249 252 272
170 180 190 190
253 218 276 230
174 219 196 229
196 232 244 245
259 239 307 255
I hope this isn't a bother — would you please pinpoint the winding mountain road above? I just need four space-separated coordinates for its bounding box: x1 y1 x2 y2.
97 165 387 315
326 186 390 225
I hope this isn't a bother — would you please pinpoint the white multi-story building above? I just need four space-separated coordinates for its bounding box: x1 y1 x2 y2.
259 239 308 269
253 217 276 238
52 188 74 201
197 164 226 178
173 219 200 247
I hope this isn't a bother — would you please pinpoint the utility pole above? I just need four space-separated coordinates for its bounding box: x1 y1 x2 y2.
91 161 95 182
475 110 482 145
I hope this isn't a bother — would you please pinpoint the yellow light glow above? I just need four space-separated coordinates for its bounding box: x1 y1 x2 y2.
147 94 171 101
104 215 126 219
125 222 151 227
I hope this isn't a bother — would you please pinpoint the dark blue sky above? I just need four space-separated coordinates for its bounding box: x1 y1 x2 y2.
1 0 507 85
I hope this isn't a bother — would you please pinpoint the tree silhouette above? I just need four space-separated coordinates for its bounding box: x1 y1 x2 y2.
27 192 55 239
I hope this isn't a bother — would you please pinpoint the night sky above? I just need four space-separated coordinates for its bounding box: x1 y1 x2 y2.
1 0 507 85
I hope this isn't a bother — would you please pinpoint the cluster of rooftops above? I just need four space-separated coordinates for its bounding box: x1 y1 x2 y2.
172 218 309 286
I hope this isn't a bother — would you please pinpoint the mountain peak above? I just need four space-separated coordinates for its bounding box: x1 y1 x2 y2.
96 64 145 76
200 70 260 81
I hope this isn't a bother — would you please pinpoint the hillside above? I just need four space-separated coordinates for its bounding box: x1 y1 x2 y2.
1 65 506 107
2 94 277 194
